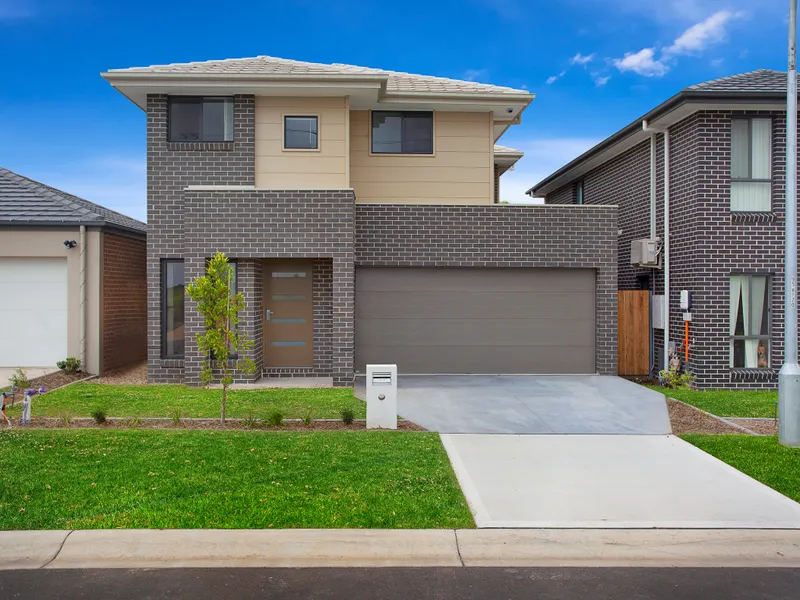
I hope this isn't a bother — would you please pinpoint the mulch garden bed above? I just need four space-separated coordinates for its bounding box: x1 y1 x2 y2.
3 371 91 405
667 398 746 435
728 418 778 436
9 418 425 432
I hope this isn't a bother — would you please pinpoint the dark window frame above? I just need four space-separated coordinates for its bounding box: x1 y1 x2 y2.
168 96 234 142
729 272 772 369
730 116 772 210
161 259 185 359
370 110 434 155
283 115 319 150
575 180 584 205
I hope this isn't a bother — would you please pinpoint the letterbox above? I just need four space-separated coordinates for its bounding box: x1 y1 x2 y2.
366 364 397 430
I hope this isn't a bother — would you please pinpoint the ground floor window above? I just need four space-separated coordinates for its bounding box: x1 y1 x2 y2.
162 260 185 358
730 274 770 368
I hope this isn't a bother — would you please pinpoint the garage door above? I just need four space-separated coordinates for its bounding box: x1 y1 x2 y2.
0 258 68 367
355 267 595 374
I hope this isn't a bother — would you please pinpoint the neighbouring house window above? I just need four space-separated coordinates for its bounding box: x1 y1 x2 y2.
162 260 185 358
730 118 771 211
576 180 584 205
371 111 433 154
284 116 318 150
730 274 771 369
169 97 234 142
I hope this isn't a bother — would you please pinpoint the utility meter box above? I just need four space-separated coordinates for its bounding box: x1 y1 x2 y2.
366 364 397 430
631 239 660 268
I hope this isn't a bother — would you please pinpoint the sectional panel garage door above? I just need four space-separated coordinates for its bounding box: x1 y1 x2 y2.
355 267 596 374
0 258 68 367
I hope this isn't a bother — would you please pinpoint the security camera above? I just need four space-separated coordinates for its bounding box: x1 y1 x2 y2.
64 240 77 249
506 108 514 114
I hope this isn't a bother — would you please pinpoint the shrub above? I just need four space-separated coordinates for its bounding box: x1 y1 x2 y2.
302 408 313 427
56 357 81 375
9 368 29 391
170 409 183 425
91 409 106 425
658 366 695 390
341 408 355 425
265 411 284 427
242 413 260 428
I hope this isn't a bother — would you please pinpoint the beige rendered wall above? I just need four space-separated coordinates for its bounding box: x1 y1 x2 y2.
254 96 349 188
350 110 494 204
0 228 102 374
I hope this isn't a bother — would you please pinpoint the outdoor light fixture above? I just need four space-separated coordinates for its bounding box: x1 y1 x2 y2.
64 240 77 249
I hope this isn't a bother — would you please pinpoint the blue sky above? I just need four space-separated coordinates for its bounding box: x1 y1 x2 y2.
0 0 791 219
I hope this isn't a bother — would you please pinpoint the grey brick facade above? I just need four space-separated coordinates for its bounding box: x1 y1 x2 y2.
146 92 619 386
545 109 795 389
355 204 619 375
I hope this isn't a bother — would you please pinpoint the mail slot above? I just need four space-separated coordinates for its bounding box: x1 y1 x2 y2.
366 364 397 430
371 373 392 385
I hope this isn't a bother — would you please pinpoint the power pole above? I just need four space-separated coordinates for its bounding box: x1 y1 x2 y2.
780 0 800 446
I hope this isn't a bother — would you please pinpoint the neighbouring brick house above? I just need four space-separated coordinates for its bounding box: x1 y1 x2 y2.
528 70 799 390
0 167 147 374
103 55 618 387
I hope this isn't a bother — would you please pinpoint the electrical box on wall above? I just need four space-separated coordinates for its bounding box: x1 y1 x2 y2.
631 239 661 268
680 290 692 310
652 295 665 329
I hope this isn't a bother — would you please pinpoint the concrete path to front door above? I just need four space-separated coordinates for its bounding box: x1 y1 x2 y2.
365 375 672 435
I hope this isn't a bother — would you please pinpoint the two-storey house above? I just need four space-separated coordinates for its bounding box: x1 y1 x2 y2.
103 56 619 386
529 70 798 390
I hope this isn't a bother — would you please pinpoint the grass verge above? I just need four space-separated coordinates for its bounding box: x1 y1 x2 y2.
0 429 474 530
681 434 800 502
647 386 777 418
5 384 365 420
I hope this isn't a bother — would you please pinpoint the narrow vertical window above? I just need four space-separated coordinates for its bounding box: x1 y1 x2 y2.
576 180 584 205
730 274 770 368
162 260 185 358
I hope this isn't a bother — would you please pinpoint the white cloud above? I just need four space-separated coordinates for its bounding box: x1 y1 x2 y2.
611 9 740 78
546 69 567 85
662 10 739 57
612 48 669 77
496 137 600 204
593 74 611 86
463 68 489 82
570 52 596 66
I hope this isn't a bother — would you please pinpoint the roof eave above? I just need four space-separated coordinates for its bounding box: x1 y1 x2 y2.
527 90 790 196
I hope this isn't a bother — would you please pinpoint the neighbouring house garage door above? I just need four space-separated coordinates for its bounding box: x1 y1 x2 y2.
0 258 68 367
355 267 596 374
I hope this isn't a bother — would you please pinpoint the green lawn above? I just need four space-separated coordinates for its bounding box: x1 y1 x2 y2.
647 386 777 418
5 384 365 420
682 434 800 502
0 429 474 530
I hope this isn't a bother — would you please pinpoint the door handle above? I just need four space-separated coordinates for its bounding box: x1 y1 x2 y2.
265 309 274 321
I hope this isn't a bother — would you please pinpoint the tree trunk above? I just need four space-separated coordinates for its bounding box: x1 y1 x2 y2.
221 384 227 423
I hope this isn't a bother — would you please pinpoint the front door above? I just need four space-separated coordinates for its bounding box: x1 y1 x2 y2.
263 260 314 368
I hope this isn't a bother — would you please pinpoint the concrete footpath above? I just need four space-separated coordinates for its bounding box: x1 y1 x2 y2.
4 529 800 570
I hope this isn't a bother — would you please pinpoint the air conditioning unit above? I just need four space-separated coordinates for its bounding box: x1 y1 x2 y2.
631 238 661 268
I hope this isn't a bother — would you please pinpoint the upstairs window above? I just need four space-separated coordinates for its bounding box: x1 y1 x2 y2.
730 118 771 211
576 180 584 205
284 116 319 150
371 111 433 154
169 97 234 142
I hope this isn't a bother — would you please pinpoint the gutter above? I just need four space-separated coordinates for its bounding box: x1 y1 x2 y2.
527 90 793 196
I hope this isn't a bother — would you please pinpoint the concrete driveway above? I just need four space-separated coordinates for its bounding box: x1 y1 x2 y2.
382 375 671 435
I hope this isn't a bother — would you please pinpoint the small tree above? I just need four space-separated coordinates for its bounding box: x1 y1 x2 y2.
186 252 256 422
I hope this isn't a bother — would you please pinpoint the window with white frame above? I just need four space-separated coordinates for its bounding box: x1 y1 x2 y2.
730 118 771 211
730 274 771 369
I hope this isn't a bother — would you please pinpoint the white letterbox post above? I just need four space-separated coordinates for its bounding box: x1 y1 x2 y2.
366 364 397 430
